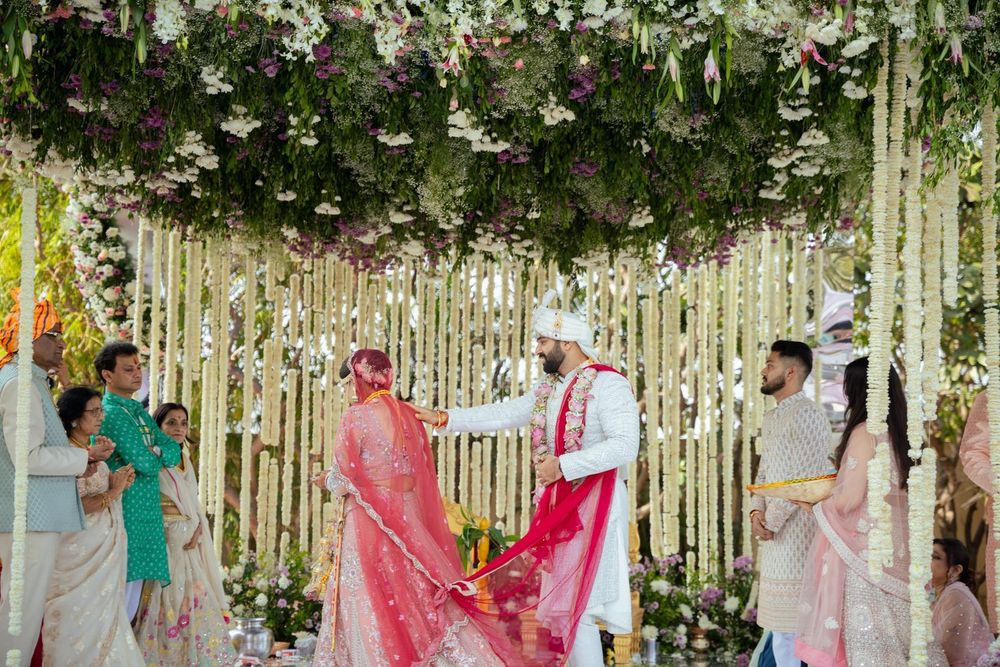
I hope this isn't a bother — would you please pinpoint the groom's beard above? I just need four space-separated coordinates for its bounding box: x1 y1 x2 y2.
540 346 565 374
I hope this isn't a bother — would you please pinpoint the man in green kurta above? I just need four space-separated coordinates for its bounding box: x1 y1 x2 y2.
95 341 181 621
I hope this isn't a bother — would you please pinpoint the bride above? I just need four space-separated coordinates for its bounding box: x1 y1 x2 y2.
310 349 517 666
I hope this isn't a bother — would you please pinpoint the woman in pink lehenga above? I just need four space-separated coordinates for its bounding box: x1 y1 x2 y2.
795 357 913 667
958 391 998 632
310 349 517 666
927 538 993 667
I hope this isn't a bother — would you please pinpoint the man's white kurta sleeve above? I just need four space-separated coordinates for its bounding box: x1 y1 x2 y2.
559 373 639 482
0 376 87 476
442 391 535 434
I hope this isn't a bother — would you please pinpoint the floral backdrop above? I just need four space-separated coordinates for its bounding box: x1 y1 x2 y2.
2 1 996 267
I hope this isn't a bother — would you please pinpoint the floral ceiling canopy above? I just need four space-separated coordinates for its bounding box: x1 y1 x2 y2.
0 0 996 267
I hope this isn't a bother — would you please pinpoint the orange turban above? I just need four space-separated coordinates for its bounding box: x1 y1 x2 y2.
0 290 62 368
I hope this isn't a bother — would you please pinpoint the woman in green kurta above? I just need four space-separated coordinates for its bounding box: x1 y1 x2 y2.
95 343 181 588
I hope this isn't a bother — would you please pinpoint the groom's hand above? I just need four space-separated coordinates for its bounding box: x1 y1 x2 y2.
535 454 563 486
408 404 437 424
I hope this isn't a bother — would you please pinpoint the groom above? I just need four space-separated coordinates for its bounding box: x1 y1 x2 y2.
412 291 639 666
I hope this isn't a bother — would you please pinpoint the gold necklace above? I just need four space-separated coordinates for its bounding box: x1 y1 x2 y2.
364 390 391 404
69 435 89 450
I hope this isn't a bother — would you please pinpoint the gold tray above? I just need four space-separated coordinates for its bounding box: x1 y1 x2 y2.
747 474 837 504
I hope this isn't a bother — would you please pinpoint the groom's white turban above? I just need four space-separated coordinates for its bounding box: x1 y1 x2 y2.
532 290 599 360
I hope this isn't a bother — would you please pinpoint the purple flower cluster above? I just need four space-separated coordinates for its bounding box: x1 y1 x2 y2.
732 555 753 573
568 66 597 102
698 586 724 610
570 161 599 177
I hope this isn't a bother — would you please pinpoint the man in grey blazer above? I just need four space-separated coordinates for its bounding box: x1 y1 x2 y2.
0 298 113 665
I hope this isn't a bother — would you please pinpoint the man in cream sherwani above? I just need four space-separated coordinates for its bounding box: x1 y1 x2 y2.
412 291 639 666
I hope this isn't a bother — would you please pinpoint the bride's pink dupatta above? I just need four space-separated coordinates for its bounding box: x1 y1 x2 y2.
795 426 909 667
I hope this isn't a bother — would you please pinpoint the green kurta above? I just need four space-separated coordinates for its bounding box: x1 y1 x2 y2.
101 391 181 584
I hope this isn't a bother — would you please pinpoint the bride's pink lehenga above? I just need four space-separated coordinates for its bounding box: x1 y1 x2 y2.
313 393 513 666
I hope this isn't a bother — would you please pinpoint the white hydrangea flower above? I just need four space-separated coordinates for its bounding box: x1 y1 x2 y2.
649 578 670 595
276 190 298 201
724 596 740 612
254 593 268 607
201 66 234 95
315 202 341 215
152 0 187 43
376 132 414 147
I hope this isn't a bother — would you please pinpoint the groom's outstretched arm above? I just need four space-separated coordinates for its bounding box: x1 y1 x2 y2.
559 373 640 482
444 392 536 433
411 391 535 434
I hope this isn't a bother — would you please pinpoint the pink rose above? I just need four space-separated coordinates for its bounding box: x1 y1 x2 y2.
566 414 584 428
568 399 585 412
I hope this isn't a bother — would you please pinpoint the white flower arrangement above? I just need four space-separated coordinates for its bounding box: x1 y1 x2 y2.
276 190 298 202
259 0 330 60
539 94 576 126
200 65 234 95
64 196 137 340
376 132 414 146
220 106 262 138
640 625 659 641
152 0 187 43
314 202 341 215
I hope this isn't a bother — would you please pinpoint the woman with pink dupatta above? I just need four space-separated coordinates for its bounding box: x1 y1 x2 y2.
795 357 913 666
927 538 992 667
310 349 516 666
958 391 998 632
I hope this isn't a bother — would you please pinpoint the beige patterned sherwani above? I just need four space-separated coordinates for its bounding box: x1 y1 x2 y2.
750 391 833 633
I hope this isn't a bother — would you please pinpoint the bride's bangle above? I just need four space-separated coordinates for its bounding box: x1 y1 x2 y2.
435 410 449 429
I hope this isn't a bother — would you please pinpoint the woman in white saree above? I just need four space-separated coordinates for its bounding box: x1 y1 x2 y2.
46 386 142 667
135 402 235 665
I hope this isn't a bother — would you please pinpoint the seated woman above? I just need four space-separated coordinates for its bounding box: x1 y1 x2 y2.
135 402 235 665
928 538 993 667
45 386 143 666
310 349 517 666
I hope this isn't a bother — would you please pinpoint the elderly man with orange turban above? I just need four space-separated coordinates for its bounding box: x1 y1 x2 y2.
0 294 113 666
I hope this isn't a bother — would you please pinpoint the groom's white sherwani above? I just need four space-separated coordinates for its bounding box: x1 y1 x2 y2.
443 365 639 633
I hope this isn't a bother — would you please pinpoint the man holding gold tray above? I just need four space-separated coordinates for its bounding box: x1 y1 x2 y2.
748 341 832 667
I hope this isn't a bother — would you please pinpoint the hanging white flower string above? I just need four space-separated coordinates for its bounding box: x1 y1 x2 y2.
978 101 1000 621
213 246 231 558
163 228 181 402
908 447 937 663
741 238 758 556
867 39 896 437
864 38 893 580
148 224 164 410
5 184 37 667
643 279 662 557
181 238 202 410
239 252 256 548
131 218 146 350
923 181 943 412
256 449 270 559
903 43 925 459
721 259 738 570
941 161 961 308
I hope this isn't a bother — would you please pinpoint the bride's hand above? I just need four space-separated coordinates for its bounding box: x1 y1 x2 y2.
312 471 330 490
